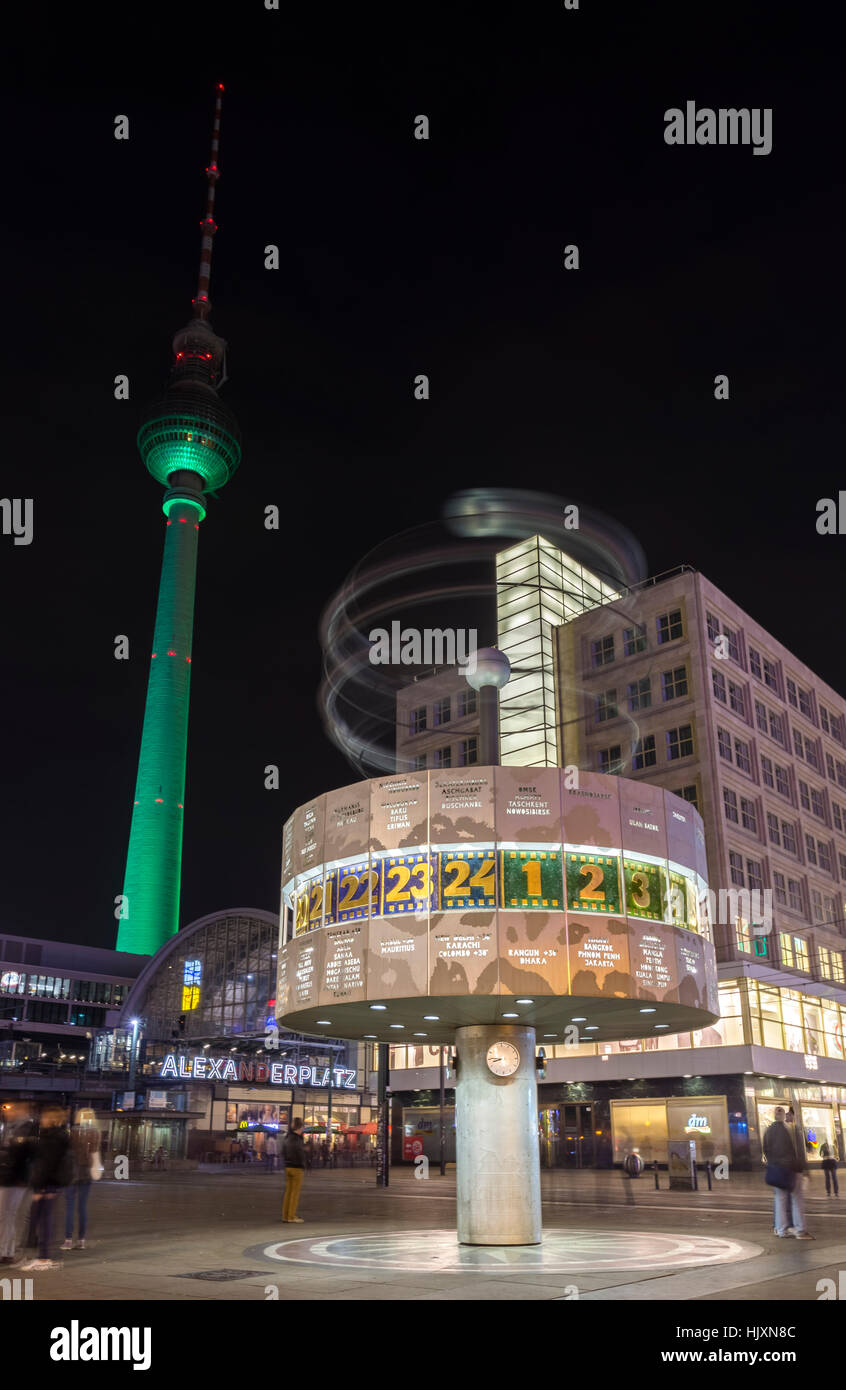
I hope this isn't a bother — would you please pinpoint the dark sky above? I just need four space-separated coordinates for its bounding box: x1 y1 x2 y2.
3 3 842 947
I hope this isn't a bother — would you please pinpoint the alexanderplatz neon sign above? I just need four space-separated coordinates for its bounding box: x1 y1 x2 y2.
159 1054 359 1089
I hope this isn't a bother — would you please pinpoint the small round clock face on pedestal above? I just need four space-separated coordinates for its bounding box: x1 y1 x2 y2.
486 1041 520 1077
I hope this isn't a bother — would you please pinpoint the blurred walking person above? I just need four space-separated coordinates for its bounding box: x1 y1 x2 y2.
61 1109 102 1251
764 1105 813 1240
265 1134 278 1173
281 1118 306 1223
821 1140 839 1196
0 1120 37 1264
21 1108 73 1270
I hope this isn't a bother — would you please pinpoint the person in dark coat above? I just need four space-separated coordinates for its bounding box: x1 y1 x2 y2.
21 1108 73 1269
0 1121 37 1263
764 1106 812 1240
820 1141 839 1196
281 1119 306 1223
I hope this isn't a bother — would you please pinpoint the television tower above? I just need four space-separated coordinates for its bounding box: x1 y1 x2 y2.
117 85 241 955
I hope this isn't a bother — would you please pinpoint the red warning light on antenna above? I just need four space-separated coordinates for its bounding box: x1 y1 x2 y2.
218 83 225 91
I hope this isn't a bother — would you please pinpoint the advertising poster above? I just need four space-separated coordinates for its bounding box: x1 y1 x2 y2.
369 772 428 851
323 780 372 863
318 922 368 1004
498 911 568 996
367 914 429 999
494 765 562 844
429 767 495 845
561 769 622 849
428 912 497 995
619 778 669 862
566 913 631 997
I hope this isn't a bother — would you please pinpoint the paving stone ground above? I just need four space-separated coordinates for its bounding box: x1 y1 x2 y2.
6 1166 844 1301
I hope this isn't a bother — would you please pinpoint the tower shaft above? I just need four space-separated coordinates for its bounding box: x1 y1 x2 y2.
118 499 202 953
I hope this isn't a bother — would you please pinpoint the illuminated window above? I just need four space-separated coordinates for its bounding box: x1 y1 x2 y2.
736 918 752 953
793 936 810 971
780 932 794 966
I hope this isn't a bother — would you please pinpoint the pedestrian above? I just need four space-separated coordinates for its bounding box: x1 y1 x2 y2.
152 1145 167 1171
0 1120 37 1264
61 1109 102 1251
763 1105 813 1240
281 1118 306 1223
265 1134 278 1173
229 1138 240 1164
820 1140 839 1197
239 1139 250 1164
21 1108 73 1270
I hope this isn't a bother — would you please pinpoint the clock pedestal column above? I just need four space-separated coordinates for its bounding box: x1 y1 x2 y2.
455 1023 541 1245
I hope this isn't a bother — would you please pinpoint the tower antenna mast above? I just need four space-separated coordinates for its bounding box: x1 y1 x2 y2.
193 83 224 321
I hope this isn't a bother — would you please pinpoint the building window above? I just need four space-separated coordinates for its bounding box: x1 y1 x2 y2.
596 689 618 723
433 746 451 768
723 626 740 663
840 852 846 882
812 889 825 923
713 669 727 704
761 658 778 691
788 879 804 913
819 840 833 874
457 688 476 718
598 744 622 775
805 738 821 772
769 710 786 746
433 697 451 727
661 666 688 701
838 760 846 790
458 737 478 767
412 754 426 771
827 752 836 782
718 728 732 762
747 859 763 892
666 724 693 760
793 935 809 971
774 871 787 905
675 784 698 809
734 738 752 774
724 788 739 824
632 734 656 770
782 821 798 855
775 764 790 798
729 851 745 886
623 624 647 656
657 610 683 644
834 802 843 833
755 700 768 734
779 931 794 966
591 635 615 667
761 755 774 787
799 780 811 812
728 681 746 717
627 677 651 712
811 787 826 819
799 687 813 720
740 797 758 833
806 834 818 866
793 729 804 760
821 706 830 735
749 648 762 681
736 919 752 953
409 706 426 735
767 812 780 845
706 612 720 646
787 678 798 709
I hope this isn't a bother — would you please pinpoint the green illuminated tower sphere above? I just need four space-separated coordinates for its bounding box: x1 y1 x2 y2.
117 86 240 955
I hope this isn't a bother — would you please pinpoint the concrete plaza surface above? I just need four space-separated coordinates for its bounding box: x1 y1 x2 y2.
8 1167 846 1302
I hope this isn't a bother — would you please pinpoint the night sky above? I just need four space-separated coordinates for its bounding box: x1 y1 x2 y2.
3 4 841 947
